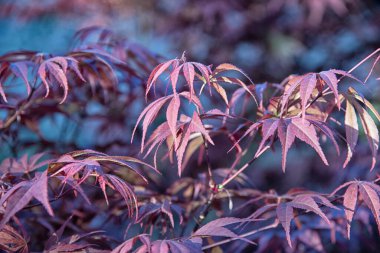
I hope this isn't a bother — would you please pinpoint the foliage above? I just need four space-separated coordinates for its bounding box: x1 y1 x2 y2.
1 3 380 252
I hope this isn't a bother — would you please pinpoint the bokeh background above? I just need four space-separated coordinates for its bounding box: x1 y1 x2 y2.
1 0 380 81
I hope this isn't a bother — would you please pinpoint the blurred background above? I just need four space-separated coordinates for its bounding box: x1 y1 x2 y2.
1 0 380 195
1 0 380 81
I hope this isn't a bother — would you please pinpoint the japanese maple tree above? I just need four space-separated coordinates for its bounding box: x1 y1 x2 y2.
1 3 380 252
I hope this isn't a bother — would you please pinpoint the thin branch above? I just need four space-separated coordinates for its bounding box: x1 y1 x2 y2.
0 99 34 130
201 219 279 250
193 190 216 232
347 48 380 74
220 145 269 188
201 134 214 185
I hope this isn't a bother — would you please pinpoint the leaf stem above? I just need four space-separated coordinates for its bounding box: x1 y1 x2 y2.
201 219 279 250
201 134 214 185
220 146 269 188
347 48 380 74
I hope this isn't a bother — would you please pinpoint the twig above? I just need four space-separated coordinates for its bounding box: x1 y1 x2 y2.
201 134 214 185
347 48 380 74
193 190 216 232
220 145 269 188
201 219 279 250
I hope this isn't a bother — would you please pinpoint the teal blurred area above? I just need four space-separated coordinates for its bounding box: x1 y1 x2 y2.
1 0 379 82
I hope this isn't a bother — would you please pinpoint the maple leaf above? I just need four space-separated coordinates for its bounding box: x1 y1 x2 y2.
146 56 256 106
0 153 50 174
236 117 333 172
38 56 85 103
69 49 121 92
344 99 359 168
207 63 257 105
280 69 360 118
343 87 380 170
146 58 180 98
10 62 31 96
228 85 257 115
132 91 203 153
330 180 380 239
44 216 104 252
192 217 254 245
137 199 183 228
49 150 156 217
276 195 335 247
144 112 213 176
250 193 336 248
0 61 33 102
0 170 53 228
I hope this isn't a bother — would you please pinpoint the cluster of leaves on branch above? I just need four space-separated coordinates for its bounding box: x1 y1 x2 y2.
1 25 380 253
